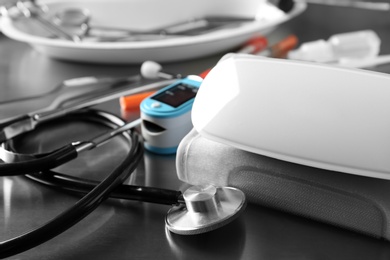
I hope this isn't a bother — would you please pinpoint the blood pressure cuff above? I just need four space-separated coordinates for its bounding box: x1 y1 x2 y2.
176 129 390 241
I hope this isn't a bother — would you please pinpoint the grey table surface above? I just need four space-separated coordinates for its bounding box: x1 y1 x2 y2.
1 2 390 259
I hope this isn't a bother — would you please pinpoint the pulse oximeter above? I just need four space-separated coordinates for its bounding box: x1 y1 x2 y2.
140 76 202 154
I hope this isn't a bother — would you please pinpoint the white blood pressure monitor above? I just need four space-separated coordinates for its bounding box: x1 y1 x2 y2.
191 54 390 180
140 76 202 154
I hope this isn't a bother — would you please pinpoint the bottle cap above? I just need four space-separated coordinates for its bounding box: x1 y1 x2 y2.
288 39 335 62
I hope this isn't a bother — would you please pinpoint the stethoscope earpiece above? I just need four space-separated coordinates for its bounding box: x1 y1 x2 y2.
166 185 246 235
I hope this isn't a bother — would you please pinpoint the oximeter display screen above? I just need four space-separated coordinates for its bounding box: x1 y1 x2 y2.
152 83 198 108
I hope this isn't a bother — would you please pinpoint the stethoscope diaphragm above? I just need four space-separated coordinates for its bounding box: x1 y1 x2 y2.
166 185 246 235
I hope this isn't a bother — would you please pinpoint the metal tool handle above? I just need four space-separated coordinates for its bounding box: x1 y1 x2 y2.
34 79 173 123
303 0 390 10
0 114 30 131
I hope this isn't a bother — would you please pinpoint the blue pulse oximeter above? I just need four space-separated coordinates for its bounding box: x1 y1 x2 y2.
140 76 202 154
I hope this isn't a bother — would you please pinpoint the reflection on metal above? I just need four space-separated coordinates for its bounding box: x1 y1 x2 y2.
2 178 13 226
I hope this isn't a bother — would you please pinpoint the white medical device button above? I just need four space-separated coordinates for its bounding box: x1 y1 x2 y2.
151 102 161 108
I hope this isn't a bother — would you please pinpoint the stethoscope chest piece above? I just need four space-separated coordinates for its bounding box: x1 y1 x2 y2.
165 185 246 235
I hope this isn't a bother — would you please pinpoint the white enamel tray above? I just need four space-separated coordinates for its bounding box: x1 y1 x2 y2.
0 0 306 64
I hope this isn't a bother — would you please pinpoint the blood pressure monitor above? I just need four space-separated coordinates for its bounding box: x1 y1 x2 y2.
140 76 202 154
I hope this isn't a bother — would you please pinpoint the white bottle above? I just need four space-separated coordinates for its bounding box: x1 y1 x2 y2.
288 30 381 63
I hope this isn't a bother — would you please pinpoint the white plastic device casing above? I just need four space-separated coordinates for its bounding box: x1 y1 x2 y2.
191 54 390 180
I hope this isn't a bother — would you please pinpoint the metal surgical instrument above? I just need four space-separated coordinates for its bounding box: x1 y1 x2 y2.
0 1 81 41
52 7 255 41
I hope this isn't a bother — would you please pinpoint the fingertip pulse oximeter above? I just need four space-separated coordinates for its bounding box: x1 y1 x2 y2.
140 76 202 154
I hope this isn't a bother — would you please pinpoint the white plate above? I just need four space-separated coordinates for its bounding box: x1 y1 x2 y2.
0 0 306 64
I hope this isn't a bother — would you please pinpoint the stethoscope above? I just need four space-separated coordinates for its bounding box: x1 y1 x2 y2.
0 62 246 258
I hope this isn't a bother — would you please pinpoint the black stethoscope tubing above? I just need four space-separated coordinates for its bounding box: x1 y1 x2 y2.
0 79 175 177
27 170 182 205
0 110 137 176
0 109 183 259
